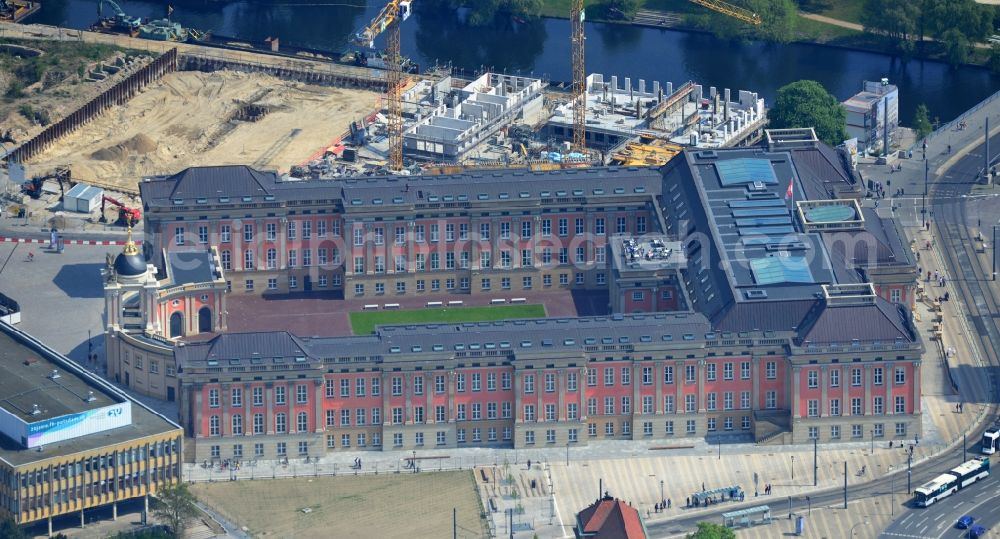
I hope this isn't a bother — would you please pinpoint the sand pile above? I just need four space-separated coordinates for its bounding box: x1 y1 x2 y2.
90 133 158 161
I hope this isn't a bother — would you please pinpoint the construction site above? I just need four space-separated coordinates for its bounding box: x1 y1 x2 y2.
0 0 771 233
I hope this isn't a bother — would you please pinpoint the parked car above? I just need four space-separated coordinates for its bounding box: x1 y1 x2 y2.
969 525 987 539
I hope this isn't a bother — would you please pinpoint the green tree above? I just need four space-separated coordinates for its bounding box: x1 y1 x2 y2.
989 42 1000 73
424 0 542 26
861 0 919 49
696 0 797 43
603 0 640 20
913 103 932 140
687 521 737 539
942 27 970 66
153 482 198 537
925 0 991 42
768 80 848 146
0 517 26 539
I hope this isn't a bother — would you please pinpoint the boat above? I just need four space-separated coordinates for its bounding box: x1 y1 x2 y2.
138 18 189 42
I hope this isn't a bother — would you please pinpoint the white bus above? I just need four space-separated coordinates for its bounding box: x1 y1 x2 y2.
914 458 991 507
983 428 1000 455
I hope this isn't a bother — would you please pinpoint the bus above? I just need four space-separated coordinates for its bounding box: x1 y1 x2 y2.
983 428 1000 455
914 458 991 507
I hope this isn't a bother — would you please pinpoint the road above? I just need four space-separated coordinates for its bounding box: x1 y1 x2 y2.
648 121 1000 539
881 476 1000 539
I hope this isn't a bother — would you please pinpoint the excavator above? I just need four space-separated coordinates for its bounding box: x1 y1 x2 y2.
21 166 70 200
100 195 141 226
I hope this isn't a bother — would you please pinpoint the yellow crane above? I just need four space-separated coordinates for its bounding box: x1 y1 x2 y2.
689 0 761 25
568 0 755 156
354 1 413 171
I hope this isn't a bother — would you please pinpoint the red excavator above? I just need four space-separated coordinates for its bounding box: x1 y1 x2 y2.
100 195 141 226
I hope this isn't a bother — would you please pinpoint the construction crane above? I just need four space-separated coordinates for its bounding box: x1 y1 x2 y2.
570 0 586 151
689 0 761 25
96 0 143 32
354 1 412 171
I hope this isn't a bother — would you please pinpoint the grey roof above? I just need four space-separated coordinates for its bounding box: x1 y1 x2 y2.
789 146 859 200
796 297 915 345
166 251 216 286
178 314 717 366
712 299 818 333
140 165 663 211
176 331 310 365
0 323 180 467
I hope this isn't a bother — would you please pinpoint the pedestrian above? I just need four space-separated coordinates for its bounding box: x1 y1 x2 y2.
889 440 893 448
942 277 947 287
686 497 690 507
667 499 671 509
934 270 939 281
701 482 705 492
926 271 931 281
527 459 531 470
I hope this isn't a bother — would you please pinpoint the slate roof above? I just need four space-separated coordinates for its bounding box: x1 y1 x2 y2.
712 299 818 333
796 297 914 345
789 146 859 200
175 331 310 365
140 165 663 210
576 497 646 539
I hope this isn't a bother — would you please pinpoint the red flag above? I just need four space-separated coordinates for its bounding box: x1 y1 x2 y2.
785 178 794 200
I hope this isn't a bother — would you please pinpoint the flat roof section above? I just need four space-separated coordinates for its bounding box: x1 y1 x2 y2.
0 331 116 422
0 323 181 467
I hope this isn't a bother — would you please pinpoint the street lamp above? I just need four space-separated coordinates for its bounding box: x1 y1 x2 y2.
888 465 895 517
849 517 870 536
660 480 664 505
870 429 875 455
566 442 570 466
790 455 795 480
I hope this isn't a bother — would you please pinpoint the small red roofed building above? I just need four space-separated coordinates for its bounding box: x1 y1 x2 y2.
575 494 648 539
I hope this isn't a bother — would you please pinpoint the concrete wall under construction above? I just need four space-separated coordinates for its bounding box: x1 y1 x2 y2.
402 72 543 162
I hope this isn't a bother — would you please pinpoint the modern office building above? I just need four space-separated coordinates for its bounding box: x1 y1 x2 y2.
0 321 182 533
843 79 899 155
114 129 921 460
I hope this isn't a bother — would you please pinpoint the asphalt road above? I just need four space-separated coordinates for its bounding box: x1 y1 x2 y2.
880 477 1000 539
648 127 1000 539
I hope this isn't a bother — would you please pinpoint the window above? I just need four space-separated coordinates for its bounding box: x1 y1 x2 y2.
706 363 716 381
686 420 696 434
231 388 242 407
895 367 906 385
415 406 426 423
502 402 511 419
568 428 578 442
297 412 308 433
502 372 512 391
287 221 298 240
642 367 652 385
808 426 818 440
604 397 615 416
723 362 733 380
470 404 480 421
621 396 631 414
326 410 336 427
296 384 308 404
487 402 497 420
356 378 367 397
525 431 535 444
807 400 819 417
253 387 264 406
254 413 264 434
807 370 818 388
872 397 883 415
595 218 605 235
524 405 535 422
430 224 440 242
567 372 577 391
221 225 232 243
372 408 381 424
317 221 327 237
890 288 902 304
392 377 402 396
243 223 254 242
479 223 490 240
567 403 578 420
372 377 380 396
198 225 208 244
621 367 631 385
341 379 350 398
723 392 733 410
208 389 220 408
707 393 717 411
393 433 403 447
209 415 220 436
587 368 597 387
392 407 403 425
445 223 455 241
740 391 751 410
895 396 906 414
524 374 534 394
174 227 185 245
765 391 776 409
665 421 674 435
830 399 840 416
642 396 653 414
545 404 556 421
542 219 551 237
684 394 695 413
895 423 907 436
604 368 615 386
852 368 862 386
740 362 751 380
472 373 481 392
874 424 885 437
244 250 254 271
685 365 696 384
636 215 647 233
830 425 841 439
766 361 777 380
616 216 627 233
605 422 615 435
434 375 446 394
664 396 674 413
874 367 883 386
275 413 287 433
664 366 674 384
487 372 497 391
275 386 286 405
545 373 555 392
456 374 465 392
221 250 231 271
341 409 351 427
830 369 840 388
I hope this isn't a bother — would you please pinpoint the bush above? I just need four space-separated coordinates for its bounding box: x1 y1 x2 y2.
6 79 24 98
17 104 31 119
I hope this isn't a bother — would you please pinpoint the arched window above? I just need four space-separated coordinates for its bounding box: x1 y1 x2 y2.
169 312 183 338
198 307 212 333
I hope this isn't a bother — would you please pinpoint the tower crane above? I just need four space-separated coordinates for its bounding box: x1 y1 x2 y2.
354 1 412 171
689 0 761 25
568 0 753 155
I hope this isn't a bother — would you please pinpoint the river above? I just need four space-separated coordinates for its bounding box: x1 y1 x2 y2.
31 0 1000 124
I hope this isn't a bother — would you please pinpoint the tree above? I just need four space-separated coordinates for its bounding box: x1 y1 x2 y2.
153 482 199 537
913 104 932 140
989 43 1000 73
423 0 542 26
0 517 26 539
695 0 797 43
942 28 970 66
768 80 848 146
861 0 919 50
687 521 737 539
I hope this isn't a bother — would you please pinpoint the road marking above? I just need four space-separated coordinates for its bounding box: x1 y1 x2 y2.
921 525 928 533
934 513 945 521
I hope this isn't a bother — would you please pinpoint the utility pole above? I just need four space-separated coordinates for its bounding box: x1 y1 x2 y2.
993 225 997 281
791 455 795 480
718 439 721 460
453 508 457 539
907 450 912 494
843 461 848 509
813 438 818 487
964 433 967 462
986 116 990 184
922 158 928 224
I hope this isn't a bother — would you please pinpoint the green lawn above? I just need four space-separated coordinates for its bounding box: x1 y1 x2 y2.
794 14 863 42
349 304 547 335
799 0 865 25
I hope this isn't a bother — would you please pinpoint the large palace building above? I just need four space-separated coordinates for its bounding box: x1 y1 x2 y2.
0 321 182 533
106 129 922 462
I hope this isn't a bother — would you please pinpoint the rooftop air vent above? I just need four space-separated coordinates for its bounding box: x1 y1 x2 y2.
31 404 41 416
85 391 96 403
697 150 718 160
48 369 60 380
744 289 768 299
